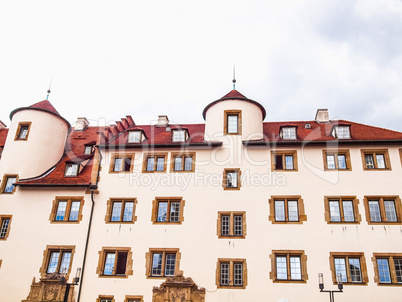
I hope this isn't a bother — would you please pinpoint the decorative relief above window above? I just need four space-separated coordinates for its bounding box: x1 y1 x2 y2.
324 196 361 224
96 247 133 278
323 149 351 171
49 197 84 223
363 196 402 224
361 149 391 170
271 151 298 171
110 153 135 173
224 110 242 135
330 252 368 285
105 198 137 223
151 197 184 224
269 196 307 224
216 258 247 289
15 122 31 141
270 250 308 283
217 211 246 239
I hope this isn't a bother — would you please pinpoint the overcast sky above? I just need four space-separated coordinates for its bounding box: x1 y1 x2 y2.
1 0 401 132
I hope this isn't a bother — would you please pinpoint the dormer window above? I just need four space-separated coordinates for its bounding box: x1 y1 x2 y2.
172 130 187 142
84 145 93 155
281 127 297 140
128 131 142 143
333 126 351 139
65 163 79 177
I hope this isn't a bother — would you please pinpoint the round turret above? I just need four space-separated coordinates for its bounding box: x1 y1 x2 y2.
203 90 266 141
1 100 70 179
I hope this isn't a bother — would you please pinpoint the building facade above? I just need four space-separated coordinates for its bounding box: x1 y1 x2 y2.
1 89 402 302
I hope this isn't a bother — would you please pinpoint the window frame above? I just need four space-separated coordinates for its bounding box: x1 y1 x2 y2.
96 295 115 302
151 197 185 224
0 215 12 240
124 296 143 302
145 248 181 278
216 258 247 289
280 126 297 140
105 198 137 223
96 247 133 278
224 110 242 135
399 148 402 167
271 151 298 171
324 196 361 224
170 152 196 172
322 149 352 171
363 196 402 224
109 153 135 173
222 168 241 190
361 149 391 171
14 122 32 141
39 245 75 279
269 196 307 224
332 125 351 139
329 252 368 285
84 144 94 155
64 163 80 177
270 250 308 283
1 174 18 194
372 253 402 285
142 153 168 173
217 211 246 239
171 129 188 142
127 130 143 143
49 197 84 223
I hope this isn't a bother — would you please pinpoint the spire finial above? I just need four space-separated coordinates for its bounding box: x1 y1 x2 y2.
46 77 53 100
232 65 236 90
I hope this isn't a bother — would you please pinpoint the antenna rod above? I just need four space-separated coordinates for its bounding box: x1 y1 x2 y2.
232 65 236 90
46 77 53 100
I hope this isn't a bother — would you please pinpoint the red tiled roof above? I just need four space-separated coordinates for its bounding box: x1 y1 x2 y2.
0 129 8 146
17 126 102 186
202 89 267 120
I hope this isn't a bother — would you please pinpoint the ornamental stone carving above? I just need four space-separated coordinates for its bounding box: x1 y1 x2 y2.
22 277 75 302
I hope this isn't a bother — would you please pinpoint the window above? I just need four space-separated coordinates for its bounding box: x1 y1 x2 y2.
97 247 133 278
271 151 298 171
216 259 247 288
105 198 137 223
15 122 31 141
324 196 361 224
142 153 167 173
84 145 94 155
323 150 351 171
109 153 135 173
128 131 142 143
217 212 246 239
170 152 196 172
332 126 351 139
50 197 84 223
224 110 242 135
363 196 402 224
330 253 368 285
222 168 241 190
124 296 143 302
280 127 297 140
151 197 184 224
361 149 391 170
145 248 181 278
64 163 79 177
40 246 75 279
172 130 187 142
269 196 307 224
373 253 402 285
96 296 115 302
0 215 12 240
270 250 308 283
1 175 18 194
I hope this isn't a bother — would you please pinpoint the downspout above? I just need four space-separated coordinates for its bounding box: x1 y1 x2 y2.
77 145 102 302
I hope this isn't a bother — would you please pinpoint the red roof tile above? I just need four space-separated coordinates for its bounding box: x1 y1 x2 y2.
0 129 8 146
220 90 249 100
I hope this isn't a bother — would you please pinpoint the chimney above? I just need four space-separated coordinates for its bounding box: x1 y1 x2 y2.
157 115 169 127
0 121 6 129
74 117 90 131
315 109 329 123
